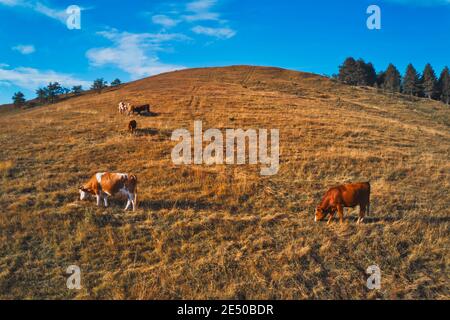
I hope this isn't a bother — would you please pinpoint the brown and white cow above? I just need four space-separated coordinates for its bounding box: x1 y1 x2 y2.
79 172 138 211
118 102 127 114
315 182 370 224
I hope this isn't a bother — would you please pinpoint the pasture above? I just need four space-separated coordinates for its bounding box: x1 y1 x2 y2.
0 66 448 299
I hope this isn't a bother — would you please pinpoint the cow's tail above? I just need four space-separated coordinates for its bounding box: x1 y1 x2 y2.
367 181 371 216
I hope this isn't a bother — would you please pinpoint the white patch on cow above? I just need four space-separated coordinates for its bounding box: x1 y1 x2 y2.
96 172 105 184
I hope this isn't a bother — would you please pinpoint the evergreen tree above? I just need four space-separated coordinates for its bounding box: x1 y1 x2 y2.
402 64 421 96
111 78 122 86
383 64 401 93
36 88 48 104
421 63 437 99
12 91 26 108
354 60 377 86
91 78 108 93
46 82 63 103
72 85 83 95
364 62 377 87
437 66 450 104
376 71 386 89
62 87 71 96
338 57 358 85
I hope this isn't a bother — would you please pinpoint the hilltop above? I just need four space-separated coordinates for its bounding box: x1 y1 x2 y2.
0 66 448 299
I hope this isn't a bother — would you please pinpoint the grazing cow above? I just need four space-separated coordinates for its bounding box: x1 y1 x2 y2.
128 120 137 134
129 104 150 116
315 182 370 224
118 102 128 114
79 172 138 211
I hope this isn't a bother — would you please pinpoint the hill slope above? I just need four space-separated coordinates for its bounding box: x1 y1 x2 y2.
0 66 448 299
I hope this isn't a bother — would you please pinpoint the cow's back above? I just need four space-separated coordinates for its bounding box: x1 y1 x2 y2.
339 182 370 207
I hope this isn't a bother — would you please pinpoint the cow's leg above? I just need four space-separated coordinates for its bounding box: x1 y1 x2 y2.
337 205 344 224
358 204 366 224
103 195 109 208
96 194 102 207
130 194 136 211
327 212 334 225
124 193 132 211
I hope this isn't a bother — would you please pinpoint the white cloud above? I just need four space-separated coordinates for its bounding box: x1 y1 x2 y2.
191 25 236 39
186 0 216 12
151 0 236 39
86 29 187 79
0 0 23 5
0 65 90 90
0 0 90 24
152 14 180 28
183 0 222 22
12 44 36 55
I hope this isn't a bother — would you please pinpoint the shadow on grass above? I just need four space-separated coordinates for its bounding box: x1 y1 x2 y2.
134 127 172 138
138 199 223 211
362 216 450 224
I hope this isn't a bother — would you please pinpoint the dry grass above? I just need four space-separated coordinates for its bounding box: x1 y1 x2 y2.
0 66 448 299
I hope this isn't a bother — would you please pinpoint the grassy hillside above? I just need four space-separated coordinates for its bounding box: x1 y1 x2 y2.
0 66 448 299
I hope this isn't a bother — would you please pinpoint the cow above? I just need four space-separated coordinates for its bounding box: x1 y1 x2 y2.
128 104 150 116
315 182 370 224
79 172 138 211
118 102 128 114
128 120 137 134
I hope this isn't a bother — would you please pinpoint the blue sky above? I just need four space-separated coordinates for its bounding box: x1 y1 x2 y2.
0 0 449 104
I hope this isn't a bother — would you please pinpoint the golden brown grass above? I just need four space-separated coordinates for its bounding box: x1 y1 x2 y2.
0 66 448 299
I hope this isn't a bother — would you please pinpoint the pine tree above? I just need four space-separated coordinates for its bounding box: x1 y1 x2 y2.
354 59 377 86
36 88 48 104
338 57 358 85
46 82 63 103
376 71 386 89
111 78 122 86
91 78 108 93
12 92 26 108
421 63 437 99
72 85 83 95
437 66 450 104
383 64 401 93
364 62 377 87
402 64 420 96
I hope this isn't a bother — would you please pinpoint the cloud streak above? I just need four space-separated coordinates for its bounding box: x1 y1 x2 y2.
0 0 90 24
192 25 236 39
12 44 36 55
151 0 236 39
0 64 90 90
86 29 187 79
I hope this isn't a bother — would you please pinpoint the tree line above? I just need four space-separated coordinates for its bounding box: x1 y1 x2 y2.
11 78 122 108
337 57 450 104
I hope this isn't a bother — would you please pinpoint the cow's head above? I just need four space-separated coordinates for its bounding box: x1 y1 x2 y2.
78 186 89 200
315 206 327 222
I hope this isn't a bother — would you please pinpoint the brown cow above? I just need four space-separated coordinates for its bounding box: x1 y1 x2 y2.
315 182 370 224
79 172 138 211
128 120 137 134
129 104 150 116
